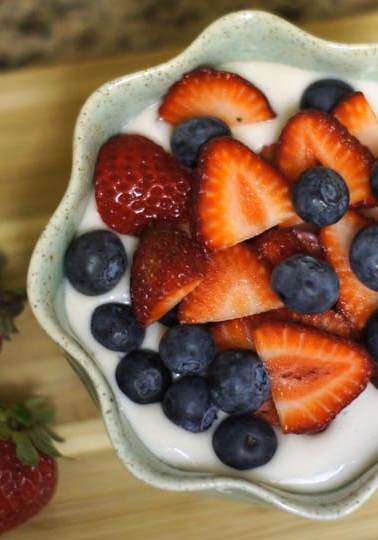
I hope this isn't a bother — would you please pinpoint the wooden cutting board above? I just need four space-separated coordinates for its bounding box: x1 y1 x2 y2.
2 10 378 539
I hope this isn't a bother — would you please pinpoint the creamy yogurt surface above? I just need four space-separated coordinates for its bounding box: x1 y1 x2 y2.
62 61 378 493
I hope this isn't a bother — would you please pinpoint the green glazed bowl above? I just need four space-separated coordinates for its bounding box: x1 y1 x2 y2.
27 10 378 520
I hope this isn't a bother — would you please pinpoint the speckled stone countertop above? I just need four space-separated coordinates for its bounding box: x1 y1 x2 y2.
1 0 378 70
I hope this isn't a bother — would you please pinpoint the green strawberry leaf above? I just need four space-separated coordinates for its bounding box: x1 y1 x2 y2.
13 432 39 466
29 427 63 459
0 422 11 440
0 397 64 464
43 424 65 443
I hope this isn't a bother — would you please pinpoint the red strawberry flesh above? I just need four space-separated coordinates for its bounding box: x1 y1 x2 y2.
252 321 372 434
178 242 282 323
320 210 378 332
276 109 375 206
191 137 296 251
332 91 378 156
131 221 207 326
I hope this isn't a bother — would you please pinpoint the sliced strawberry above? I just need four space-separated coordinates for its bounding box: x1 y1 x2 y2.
158 67 275 127
320 210 378 332
253 397 280 427
94 134 192 235
190 137 296 251
131 222 207 326
249 307 354 340
210 302 354 356
252 226 323 268
332 91 378 156
178 243 282 324
252 320 372 434
209 317 256 352
275 109 375 206
282 309 354 339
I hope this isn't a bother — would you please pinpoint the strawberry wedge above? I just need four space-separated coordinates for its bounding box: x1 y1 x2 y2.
276 109 375 206
320 210 378 332
178 242 282 323
131 222 207 326
332 91 378 156
159 66 276 127
252 320 372 434
191 137 296 251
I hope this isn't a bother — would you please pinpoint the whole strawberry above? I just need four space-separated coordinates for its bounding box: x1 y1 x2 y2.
0 397 63 535
94 134 193 235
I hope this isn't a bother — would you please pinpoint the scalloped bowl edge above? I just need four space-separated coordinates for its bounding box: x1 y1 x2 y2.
27 10 378 520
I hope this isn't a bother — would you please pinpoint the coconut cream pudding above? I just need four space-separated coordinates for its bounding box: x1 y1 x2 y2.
61 61 378 493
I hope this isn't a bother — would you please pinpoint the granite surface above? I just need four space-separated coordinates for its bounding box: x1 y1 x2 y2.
1 0 378 70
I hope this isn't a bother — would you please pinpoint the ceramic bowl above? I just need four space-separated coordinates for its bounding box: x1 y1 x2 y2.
27 10 378 520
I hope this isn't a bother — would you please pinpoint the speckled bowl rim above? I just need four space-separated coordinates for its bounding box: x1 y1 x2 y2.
27 10 378 520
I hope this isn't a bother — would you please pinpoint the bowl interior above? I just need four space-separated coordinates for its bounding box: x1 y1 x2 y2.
27 10 378 520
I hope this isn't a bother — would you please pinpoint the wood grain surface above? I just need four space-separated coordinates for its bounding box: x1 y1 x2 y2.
2 11 378 539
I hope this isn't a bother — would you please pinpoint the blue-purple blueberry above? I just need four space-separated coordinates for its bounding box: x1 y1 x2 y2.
91 302 144 352
116 349 171 404
212 414 277 470
208 349 270 414
170 116 231 168
159 324 216 375
64 229 127 295
162 375 218 432
271 254 340 314
300 78 354 112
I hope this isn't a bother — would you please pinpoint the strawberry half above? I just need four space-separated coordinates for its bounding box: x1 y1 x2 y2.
275 109 375 206
252 320 372 434
332 91 378 156
131 222 207 326
158 66 276 127
190 137 296 251
94 134 192 235
178 242 282 324
319 210 378 332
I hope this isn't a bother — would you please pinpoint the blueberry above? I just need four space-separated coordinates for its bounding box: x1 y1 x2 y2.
64 229 127 295
159 324 216 375
162 375 218 432
116 349 171 404
350 223 378 291
208 349 270 414
170 116 231 168
370 160 378 199
292 166 349 227
91 302 145 352
364 309 378 362
271 254 340 314
212 414 277 470
300 78 354 112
